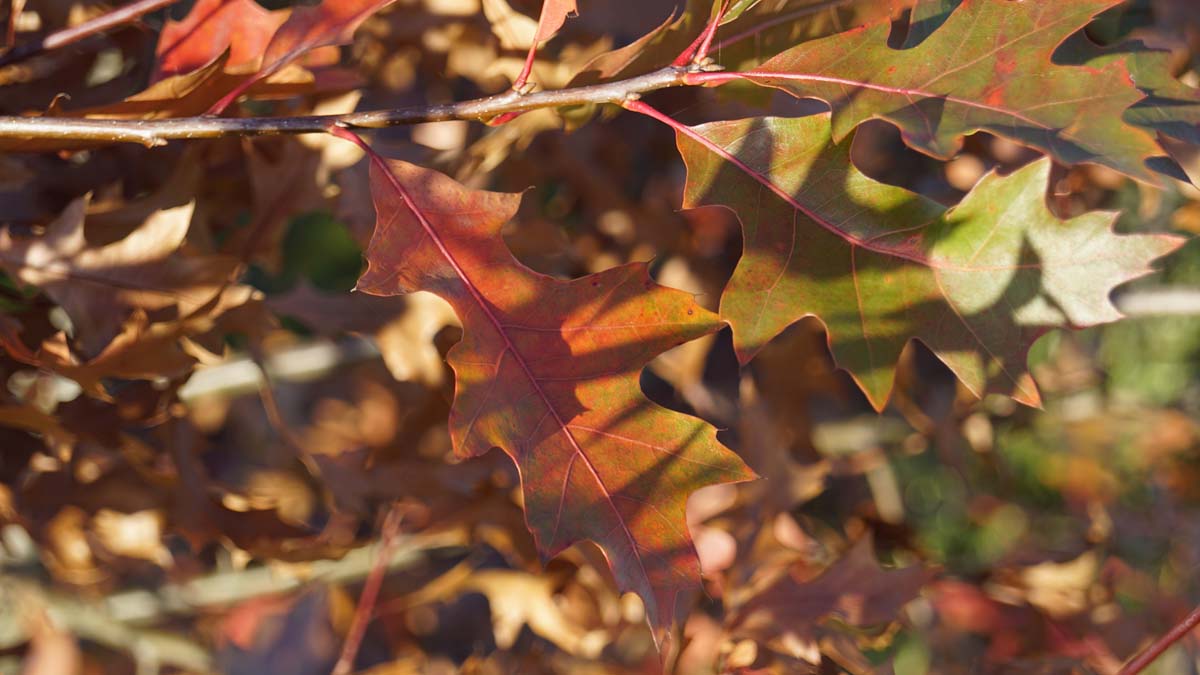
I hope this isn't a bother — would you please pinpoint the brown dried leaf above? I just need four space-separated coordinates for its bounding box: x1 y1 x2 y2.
0 197 238 355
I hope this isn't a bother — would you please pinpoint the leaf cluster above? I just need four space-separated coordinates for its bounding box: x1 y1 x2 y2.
0 0 1198 673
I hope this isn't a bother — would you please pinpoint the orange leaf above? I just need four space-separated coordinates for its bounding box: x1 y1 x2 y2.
209 0 397 113
533 0 577 43
335 127 754 644
153 0 287 81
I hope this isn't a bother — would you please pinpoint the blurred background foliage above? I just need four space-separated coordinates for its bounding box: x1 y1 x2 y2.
1 0 1200 674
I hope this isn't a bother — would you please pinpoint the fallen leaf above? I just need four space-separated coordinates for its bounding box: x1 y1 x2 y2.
482 0 539 50
464 569 607 657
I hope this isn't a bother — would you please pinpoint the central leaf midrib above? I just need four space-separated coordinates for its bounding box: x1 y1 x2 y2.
366 152 654 592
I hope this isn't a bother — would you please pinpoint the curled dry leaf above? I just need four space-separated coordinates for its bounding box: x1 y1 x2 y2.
463 569 608 658
335 126 755 644
0 198 238 356
5 57 332 140
728 537 933 665
1 311 198 399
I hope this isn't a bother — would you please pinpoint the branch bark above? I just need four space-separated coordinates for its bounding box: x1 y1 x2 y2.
1118 603 1200 675
0 65 696 146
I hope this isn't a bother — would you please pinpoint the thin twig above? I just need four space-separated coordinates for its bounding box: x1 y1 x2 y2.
332 503 406 675
1118 603 1200 675
1 577 211 673
0 65 694 146
0 0 181 67
513 41 539 93
512 0 553 91
693 1 728 65
1117 287 1200 317
0 532 463 671
671 16 711 67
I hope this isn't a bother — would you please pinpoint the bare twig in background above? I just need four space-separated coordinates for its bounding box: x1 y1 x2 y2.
0 0 181 67
1116 288 1200 317
0 529 464 673
178 336 381 402
332 504 406 675
1118 602 1200 675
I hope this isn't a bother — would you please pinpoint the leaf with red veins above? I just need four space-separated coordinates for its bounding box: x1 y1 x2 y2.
209 0 396 113
1055 34 1200 149
339 128 755 644
153 0 287 81
678 115 1182 410
532 0 577 43
739 0 1166 184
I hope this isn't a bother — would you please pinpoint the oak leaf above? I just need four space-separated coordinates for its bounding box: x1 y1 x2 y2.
0 0 382 151
678 114 1182 409
531 0 577 44
209 0 397 113
1057 35 1200 149
153 0 288 81
741 0 1166 183
714 0 905 73
337 127 755 643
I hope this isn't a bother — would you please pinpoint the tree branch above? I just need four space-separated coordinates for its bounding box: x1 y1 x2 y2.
1118 602 1200 675
0 0 181 67
332 503 406 675
0 532 464 672
0 65 695 146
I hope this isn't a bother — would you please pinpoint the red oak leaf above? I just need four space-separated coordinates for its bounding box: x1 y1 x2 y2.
208 0 397 113
153 0 287 81
729 0 1166 184
532 0 577 43
332 126 754 645
675 114 1182 409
